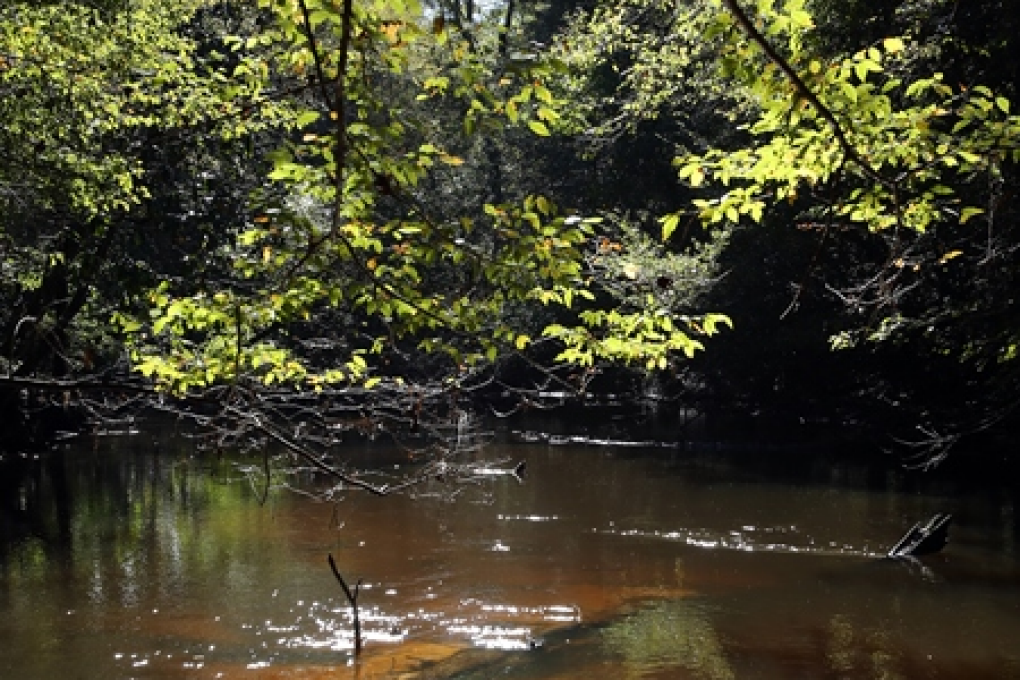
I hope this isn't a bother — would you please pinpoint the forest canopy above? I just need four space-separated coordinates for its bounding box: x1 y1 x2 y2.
2 0 1017 471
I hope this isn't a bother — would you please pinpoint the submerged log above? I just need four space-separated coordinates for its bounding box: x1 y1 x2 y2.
887 513 952 558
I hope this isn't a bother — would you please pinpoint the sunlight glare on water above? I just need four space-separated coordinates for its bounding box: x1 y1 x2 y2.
600 523 887 558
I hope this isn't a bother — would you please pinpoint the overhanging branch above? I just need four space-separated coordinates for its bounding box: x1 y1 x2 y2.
719 0 893 189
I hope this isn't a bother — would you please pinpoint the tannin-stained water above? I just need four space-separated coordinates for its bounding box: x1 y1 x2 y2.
1 416 1018 679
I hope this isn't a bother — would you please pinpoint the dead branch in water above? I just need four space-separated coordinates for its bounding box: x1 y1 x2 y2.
328 553 363 656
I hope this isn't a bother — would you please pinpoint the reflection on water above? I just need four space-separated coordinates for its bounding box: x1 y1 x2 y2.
601 599 734 680
600 524 885 558
1 416 1019 679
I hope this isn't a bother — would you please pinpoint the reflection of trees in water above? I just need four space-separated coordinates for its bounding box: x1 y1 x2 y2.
825 614 905 680
0 452 74 561
0 437 281 606
601 598 734 680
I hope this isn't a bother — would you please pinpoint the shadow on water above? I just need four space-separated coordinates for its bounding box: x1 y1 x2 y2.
1 413 1019 679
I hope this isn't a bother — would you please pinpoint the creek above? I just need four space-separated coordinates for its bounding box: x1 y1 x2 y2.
1 411 1018 679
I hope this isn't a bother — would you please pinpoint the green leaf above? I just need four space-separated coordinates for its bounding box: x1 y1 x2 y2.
296 109 320 127
528 120 550 136
960 207 985 224
790 9 813 27
661 213 681 240
702 314 734 335
882 37 905 53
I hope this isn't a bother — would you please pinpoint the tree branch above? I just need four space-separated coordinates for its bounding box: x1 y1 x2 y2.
719 0 892 188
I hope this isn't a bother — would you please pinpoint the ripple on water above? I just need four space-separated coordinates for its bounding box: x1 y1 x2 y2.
600 524 885 558
498 514 561 522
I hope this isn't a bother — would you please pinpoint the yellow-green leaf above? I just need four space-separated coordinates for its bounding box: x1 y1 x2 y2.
882 37 905 53
938 250 963 264
661 213 681 240
960 207 985 224
528 120 550 136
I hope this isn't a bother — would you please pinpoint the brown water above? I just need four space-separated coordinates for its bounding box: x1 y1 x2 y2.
1 416 1018 679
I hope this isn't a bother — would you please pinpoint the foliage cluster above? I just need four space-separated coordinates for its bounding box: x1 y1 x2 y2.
2 0 1018 467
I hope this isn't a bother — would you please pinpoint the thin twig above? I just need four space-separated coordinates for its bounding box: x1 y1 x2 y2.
328 553 363 655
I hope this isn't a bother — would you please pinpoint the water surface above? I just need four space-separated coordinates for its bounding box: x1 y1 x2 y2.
1 417 1017 679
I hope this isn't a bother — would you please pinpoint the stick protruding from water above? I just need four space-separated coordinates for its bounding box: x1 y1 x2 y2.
328 553 363 656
